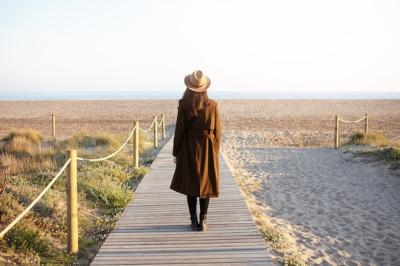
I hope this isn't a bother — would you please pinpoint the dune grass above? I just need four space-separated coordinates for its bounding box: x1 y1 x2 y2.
59 133 120 150
0 129 56 175
0 129 158 265
356 147 400 170
347 132 390 147
247 197 306 266
2 129 43 145
347 132 400 170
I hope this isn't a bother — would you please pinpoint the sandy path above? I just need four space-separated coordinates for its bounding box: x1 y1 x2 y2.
223 146 400 265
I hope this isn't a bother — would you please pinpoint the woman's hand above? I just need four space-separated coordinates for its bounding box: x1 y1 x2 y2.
173 156 177 164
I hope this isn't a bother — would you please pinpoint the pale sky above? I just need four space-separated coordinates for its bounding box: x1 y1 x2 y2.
0 0 399 96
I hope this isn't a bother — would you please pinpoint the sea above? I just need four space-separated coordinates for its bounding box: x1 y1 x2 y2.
0 90 399 100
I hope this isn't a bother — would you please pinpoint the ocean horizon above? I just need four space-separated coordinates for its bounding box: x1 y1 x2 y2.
0 90 399 100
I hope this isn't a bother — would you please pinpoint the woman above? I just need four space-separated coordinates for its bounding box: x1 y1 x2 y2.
170 70 221 232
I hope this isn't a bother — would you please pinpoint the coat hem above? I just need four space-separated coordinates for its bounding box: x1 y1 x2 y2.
170 186 219 198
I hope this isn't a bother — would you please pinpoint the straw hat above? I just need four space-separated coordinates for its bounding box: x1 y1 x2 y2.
184 70 211 92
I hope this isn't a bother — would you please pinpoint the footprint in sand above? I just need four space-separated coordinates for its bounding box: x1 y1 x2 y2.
225 146 400 265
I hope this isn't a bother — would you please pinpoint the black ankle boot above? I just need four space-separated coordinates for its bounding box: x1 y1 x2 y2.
198 214 208 231
190 214 198 231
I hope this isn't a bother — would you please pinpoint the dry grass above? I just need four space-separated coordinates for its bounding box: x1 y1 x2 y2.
0 153 57 175
346 132 400 170
1 129 42 154
2 129 42 144
0 130 58 175
347 132 391 147
61 133 120 150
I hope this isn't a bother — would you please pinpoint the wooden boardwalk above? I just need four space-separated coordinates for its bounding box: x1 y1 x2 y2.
91 138 274 265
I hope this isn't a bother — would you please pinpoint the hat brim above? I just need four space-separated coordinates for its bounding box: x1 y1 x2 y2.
184 75 211 92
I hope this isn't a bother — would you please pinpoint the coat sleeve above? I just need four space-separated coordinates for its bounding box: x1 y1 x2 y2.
172 102 185 157
214 102 222 152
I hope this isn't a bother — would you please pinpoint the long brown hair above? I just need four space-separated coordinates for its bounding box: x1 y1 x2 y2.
181 88 210 120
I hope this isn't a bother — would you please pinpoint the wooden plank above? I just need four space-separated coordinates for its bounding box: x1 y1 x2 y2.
91 138 273 265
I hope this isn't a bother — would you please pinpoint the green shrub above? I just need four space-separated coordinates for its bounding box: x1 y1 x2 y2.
5 226 49 254
0 190 24 224
133 166 149 179
385 147 400 160
41 253 77 265
80 164 131 183
79 164 133 215
284 255 306 266
349 132 364 144
82 178 132 215
363 147 400 162
355 147 400 172
259 225 289 250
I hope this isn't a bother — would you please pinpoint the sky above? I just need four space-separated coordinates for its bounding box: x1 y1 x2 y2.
0 0 399 98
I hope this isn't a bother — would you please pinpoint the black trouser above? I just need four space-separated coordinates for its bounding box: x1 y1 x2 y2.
187 196 209 217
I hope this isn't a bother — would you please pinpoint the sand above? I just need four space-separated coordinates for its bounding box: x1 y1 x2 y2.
218 100 400 265
0 100 179 139
222 142 400 265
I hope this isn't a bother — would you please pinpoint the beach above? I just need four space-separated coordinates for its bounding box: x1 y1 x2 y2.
1 99 399 143
219 99 400 265
222 145 400 265
1 99 400 265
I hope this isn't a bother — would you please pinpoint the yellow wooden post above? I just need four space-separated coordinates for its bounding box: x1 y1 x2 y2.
52 114 56 138
365 113 368 135
134 121 139 168
66 149 78 253
153 115 158 148
335 115 339 149
161 113 166 140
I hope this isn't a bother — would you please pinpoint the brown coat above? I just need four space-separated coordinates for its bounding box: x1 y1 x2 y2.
170 98 222 198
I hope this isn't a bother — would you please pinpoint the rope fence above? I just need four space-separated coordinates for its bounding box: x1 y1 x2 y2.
337 116 367 124
0 113 167 254
5 113 167 139
334 114 400 149
0 159 71 239
139 117 156 132
335 114 368 149
77 124 137 162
